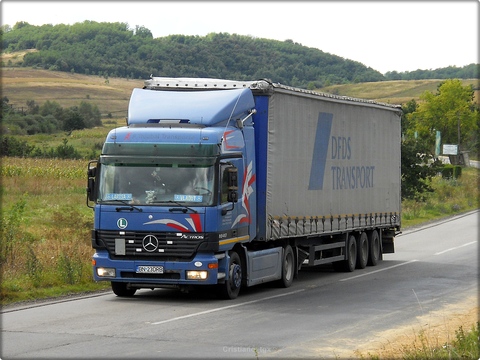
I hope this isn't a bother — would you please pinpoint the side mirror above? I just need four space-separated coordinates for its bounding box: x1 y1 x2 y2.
87 161 98 207
87 178 96 202
88 166 97 178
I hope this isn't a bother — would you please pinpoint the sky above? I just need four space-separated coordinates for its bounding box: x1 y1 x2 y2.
1 1 478 74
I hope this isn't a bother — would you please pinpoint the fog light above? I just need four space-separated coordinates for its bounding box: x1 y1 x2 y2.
186 270 208 280
97 267 116 277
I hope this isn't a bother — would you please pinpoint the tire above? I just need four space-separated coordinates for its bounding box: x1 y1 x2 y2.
333 234 357 272
111 282 136 297
356 232 369 269
218 251 242 300
367 230 381 266
278 245 295 288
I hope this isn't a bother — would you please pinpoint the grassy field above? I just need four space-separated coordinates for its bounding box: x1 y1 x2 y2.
321 79 480 105
2 66 479 118
1 66 143 117
1 157 109 304
11 117 125 159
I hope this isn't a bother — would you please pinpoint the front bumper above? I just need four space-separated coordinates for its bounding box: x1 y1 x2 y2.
92 250 219 286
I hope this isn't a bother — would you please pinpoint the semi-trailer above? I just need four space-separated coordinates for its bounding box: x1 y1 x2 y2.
87 77 402 299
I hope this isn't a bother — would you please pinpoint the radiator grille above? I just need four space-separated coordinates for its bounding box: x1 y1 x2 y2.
96 230 204 261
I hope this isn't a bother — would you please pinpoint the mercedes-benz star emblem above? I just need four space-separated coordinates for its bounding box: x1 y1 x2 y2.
142 235 159 252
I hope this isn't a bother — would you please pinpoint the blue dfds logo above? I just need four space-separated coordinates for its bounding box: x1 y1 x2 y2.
308 112 333 190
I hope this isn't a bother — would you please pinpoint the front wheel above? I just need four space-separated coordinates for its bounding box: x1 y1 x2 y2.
218 251 242 300
111 282 136 297
278 245 295 288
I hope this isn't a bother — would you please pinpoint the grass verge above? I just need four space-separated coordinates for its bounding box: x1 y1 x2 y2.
355 296 479 359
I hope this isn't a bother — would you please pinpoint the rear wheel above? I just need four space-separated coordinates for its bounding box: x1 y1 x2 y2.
218 251 242 300
278 245 295 288
367 230 381 266
333 234 357 272
111 282 136 297
356 232 369 269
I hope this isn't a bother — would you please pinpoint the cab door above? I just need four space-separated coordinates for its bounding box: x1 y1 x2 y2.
217 158 248 250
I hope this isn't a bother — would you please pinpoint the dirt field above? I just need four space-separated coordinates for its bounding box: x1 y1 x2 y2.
351 295 478 359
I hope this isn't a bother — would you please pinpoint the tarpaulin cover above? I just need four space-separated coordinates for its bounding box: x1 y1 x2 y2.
259 89 402 240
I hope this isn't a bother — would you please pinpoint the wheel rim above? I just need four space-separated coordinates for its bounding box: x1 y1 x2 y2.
231 263 242 289
360 234 368 262
368 230 380 266
285 253 293 280
349 236 357 269
372 237 379 259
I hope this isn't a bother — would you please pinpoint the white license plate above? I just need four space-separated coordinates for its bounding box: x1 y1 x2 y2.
136 266 164 274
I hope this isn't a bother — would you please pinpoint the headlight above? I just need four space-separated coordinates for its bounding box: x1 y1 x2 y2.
96 267 116 277
186 270 208 280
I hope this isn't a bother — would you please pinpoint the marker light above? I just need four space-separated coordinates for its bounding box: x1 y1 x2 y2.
186 270 208 280
96 267 116 277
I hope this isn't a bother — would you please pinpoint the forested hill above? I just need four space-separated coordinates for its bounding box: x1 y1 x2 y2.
1 21 478 88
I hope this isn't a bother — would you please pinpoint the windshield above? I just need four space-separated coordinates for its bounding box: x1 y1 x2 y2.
98 163 215 206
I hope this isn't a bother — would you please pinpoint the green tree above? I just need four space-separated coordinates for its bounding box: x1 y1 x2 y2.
1 96 11 117
134 25 153 39
78 101 101 128
401 138 442 201
39 100 63 119
26 99 39 115
401 99 418 135
407 79 478 152
63 107 85 131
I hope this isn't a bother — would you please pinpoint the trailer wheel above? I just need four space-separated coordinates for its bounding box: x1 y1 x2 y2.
278 245 294 288
367 230 381 266
356 232 369 269
333 234 357 272
111 282 136 297
218 251 242 300
345 234 357 272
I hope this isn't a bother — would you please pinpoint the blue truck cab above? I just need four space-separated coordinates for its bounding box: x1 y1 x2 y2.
88 78 269 299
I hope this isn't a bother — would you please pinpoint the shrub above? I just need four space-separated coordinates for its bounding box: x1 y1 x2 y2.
441 165 462 179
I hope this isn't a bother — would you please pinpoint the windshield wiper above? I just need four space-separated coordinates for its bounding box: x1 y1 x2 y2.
104 200 143 212
166 200 198 214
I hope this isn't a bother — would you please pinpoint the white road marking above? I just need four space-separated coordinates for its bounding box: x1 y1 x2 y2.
151 289 305 325
339 260 419 282
434 241 477 256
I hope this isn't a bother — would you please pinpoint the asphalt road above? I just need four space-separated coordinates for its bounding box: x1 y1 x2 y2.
1 210 478 359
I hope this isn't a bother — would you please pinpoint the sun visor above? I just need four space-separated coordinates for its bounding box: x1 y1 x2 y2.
127 88 255 126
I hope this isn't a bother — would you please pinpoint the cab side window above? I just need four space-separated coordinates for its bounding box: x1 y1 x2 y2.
220 165 231 204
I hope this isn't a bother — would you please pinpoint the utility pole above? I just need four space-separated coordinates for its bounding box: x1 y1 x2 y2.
457 111 461 151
